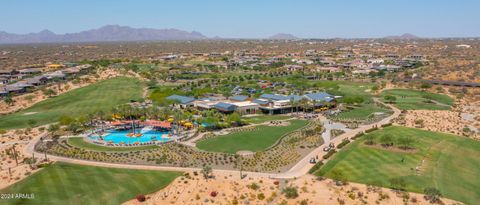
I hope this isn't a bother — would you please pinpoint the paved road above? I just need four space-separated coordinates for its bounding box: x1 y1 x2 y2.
23 99 400 179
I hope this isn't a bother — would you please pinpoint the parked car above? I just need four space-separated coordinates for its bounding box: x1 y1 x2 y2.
323 146 332 152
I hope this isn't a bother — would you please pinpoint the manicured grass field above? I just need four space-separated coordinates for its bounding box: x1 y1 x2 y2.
0 162 181 205
197 120 308 154
0 77 143 129
243 115 291 124
316 126 480 205
67 137 159 152
333 104 391 121
380 89 453 110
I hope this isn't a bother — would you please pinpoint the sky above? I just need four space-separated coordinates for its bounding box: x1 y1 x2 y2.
1 0 479 38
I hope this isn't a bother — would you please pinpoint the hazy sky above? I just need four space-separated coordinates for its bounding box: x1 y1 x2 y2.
1 0 479 38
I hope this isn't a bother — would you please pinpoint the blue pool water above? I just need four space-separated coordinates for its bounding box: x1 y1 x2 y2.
89 130 171 145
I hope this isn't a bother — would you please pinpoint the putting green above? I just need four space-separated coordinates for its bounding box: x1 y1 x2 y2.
197 120 309 154
333 104 391 121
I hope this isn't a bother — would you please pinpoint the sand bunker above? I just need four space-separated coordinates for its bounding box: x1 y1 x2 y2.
236 150 254 156
22 112 38 116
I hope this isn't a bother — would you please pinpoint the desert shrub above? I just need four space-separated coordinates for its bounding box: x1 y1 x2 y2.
257 193 265 200
248 182 260 190
136 194 146 202
282 186 299 199
423 187 442 203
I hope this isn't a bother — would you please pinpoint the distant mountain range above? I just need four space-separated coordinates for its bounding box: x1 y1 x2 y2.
0 26 427 44
384 33 420 40
268 33 299 40
0 25 207 44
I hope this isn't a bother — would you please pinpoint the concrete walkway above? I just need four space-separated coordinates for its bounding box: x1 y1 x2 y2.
320 117 351 144
23 98 401 179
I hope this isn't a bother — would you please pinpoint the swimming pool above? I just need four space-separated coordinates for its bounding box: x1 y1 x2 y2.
88 129 171 145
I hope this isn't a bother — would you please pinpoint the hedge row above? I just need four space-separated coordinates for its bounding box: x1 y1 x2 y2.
365 127 379 133
323 149 337 160
381 123 393 127
308 161 324 174
337 139 351 149
351 132 364 140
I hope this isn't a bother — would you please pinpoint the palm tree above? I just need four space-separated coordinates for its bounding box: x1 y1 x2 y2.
95 110 105 130
172 109 184 137
299 98 309 114
289 97 295 114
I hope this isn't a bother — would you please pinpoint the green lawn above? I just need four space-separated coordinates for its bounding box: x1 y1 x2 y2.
0 162 181 205
197 120 308 154
333 104 391 121
67 137 159 152
380 89 453 110
316 126 480 205
243 115 291 124
0 77 143 129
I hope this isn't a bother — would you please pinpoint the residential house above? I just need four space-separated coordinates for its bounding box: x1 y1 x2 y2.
0 77 9 85
0 87 8 97
0 70 19 79
44 71 66 80
18 68 42 75
284 65 304 72
316 66 341 73
24 76 48 86
47 64 64 69
385 54 400 59
367 59 384 64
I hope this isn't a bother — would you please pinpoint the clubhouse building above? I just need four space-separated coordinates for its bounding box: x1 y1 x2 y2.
167 92 339 115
